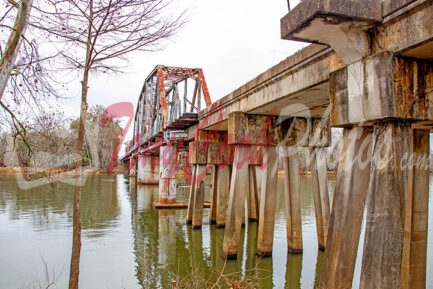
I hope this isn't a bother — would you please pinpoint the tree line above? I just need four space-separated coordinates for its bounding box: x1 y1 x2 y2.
0 104 123 170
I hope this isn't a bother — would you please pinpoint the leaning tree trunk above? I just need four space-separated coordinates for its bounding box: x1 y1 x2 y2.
0 0 33 100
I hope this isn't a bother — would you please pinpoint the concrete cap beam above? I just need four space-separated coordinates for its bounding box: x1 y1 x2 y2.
330 52 433 127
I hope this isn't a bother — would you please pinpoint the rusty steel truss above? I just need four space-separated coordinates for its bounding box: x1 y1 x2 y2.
129 65 212 156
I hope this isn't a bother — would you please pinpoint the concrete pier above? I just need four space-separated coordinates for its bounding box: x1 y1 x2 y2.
191 164 207 229
360 122 409 288
222 144 250 259
159 145 178 204
186 165 197 224
257 146 278 257
128 156 137 177
310 147 330 250
215 164 231 227
247 165 259 222
137 155 159 185
282 146 303 253
320 127 372 289
322 51 433 288
401 129 430 289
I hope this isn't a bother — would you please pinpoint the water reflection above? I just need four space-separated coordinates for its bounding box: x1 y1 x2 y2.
1 173 431 289
129 175 336 288
0 175 120 232
0 174 127 289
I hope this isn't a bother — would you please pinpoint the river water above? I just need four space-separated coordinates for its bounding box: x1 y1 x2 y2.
0 174 432 289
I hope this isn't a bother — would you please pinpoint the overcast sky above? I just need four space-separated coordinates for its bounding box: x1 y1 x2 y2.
62 0 305 116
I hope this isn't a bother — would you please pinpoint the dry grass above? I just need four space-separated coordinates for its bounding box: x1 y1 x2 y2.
172 260 270 289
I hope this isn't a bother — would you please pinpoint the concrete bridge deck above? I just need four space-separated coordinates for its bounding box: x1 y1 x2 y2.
127 0 433 288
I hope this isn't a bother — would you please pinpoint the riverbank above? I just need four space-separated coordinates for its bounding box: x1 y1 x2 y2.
0 167 127 176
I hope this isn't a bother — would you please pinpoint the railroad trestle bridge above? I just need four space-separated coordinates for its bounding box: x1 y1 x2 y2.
124 0 433 288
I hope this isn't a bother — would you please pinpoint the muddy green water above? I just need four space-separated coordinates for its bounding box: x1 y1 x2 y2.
0 174 432 288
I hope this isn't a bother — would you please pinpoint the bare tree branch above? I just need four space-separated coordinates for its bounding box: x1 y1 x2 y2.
0 0 33 99
31 0 187 73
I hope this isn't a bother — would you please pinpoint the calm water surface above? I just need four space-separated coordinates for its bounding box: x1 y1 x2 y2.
0 174 432 288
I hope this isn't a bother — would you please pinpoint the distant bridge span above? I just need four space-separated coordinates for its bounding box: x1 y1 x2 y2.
124 65 212 197
126 1 433 288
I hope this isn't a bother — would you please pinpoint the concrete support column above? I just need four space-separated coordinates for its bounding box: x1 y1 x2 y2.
186 165 197 224
254 165 263 207
247 165 260 222
360 122 417 288
129 156 137 177
310 147 331 250
401 129 430 289
222 145 249 259
257 146 278 257
209 165 217 224
208 135 233 227
325 49 433 289
137 155 159 185
191 164 207 229
320 127 372 289
215 164 231 228
159 145 178 204
282 145 303 253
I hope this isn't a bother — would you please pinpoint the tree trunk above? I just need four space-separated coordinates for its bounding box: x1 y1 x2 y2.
69 13 93 286
68 72 89 289
0 0 33 99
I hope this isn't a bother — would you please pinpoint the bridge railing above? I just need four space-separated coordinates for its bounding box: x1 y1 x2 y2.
156 66 212 130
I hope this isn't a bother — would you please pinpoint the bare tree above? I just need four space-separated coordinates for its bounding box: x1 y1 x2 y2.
1 1 186 287
0 0 33 100
29 1 187 288
1 0 69 162
1 0 63 100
